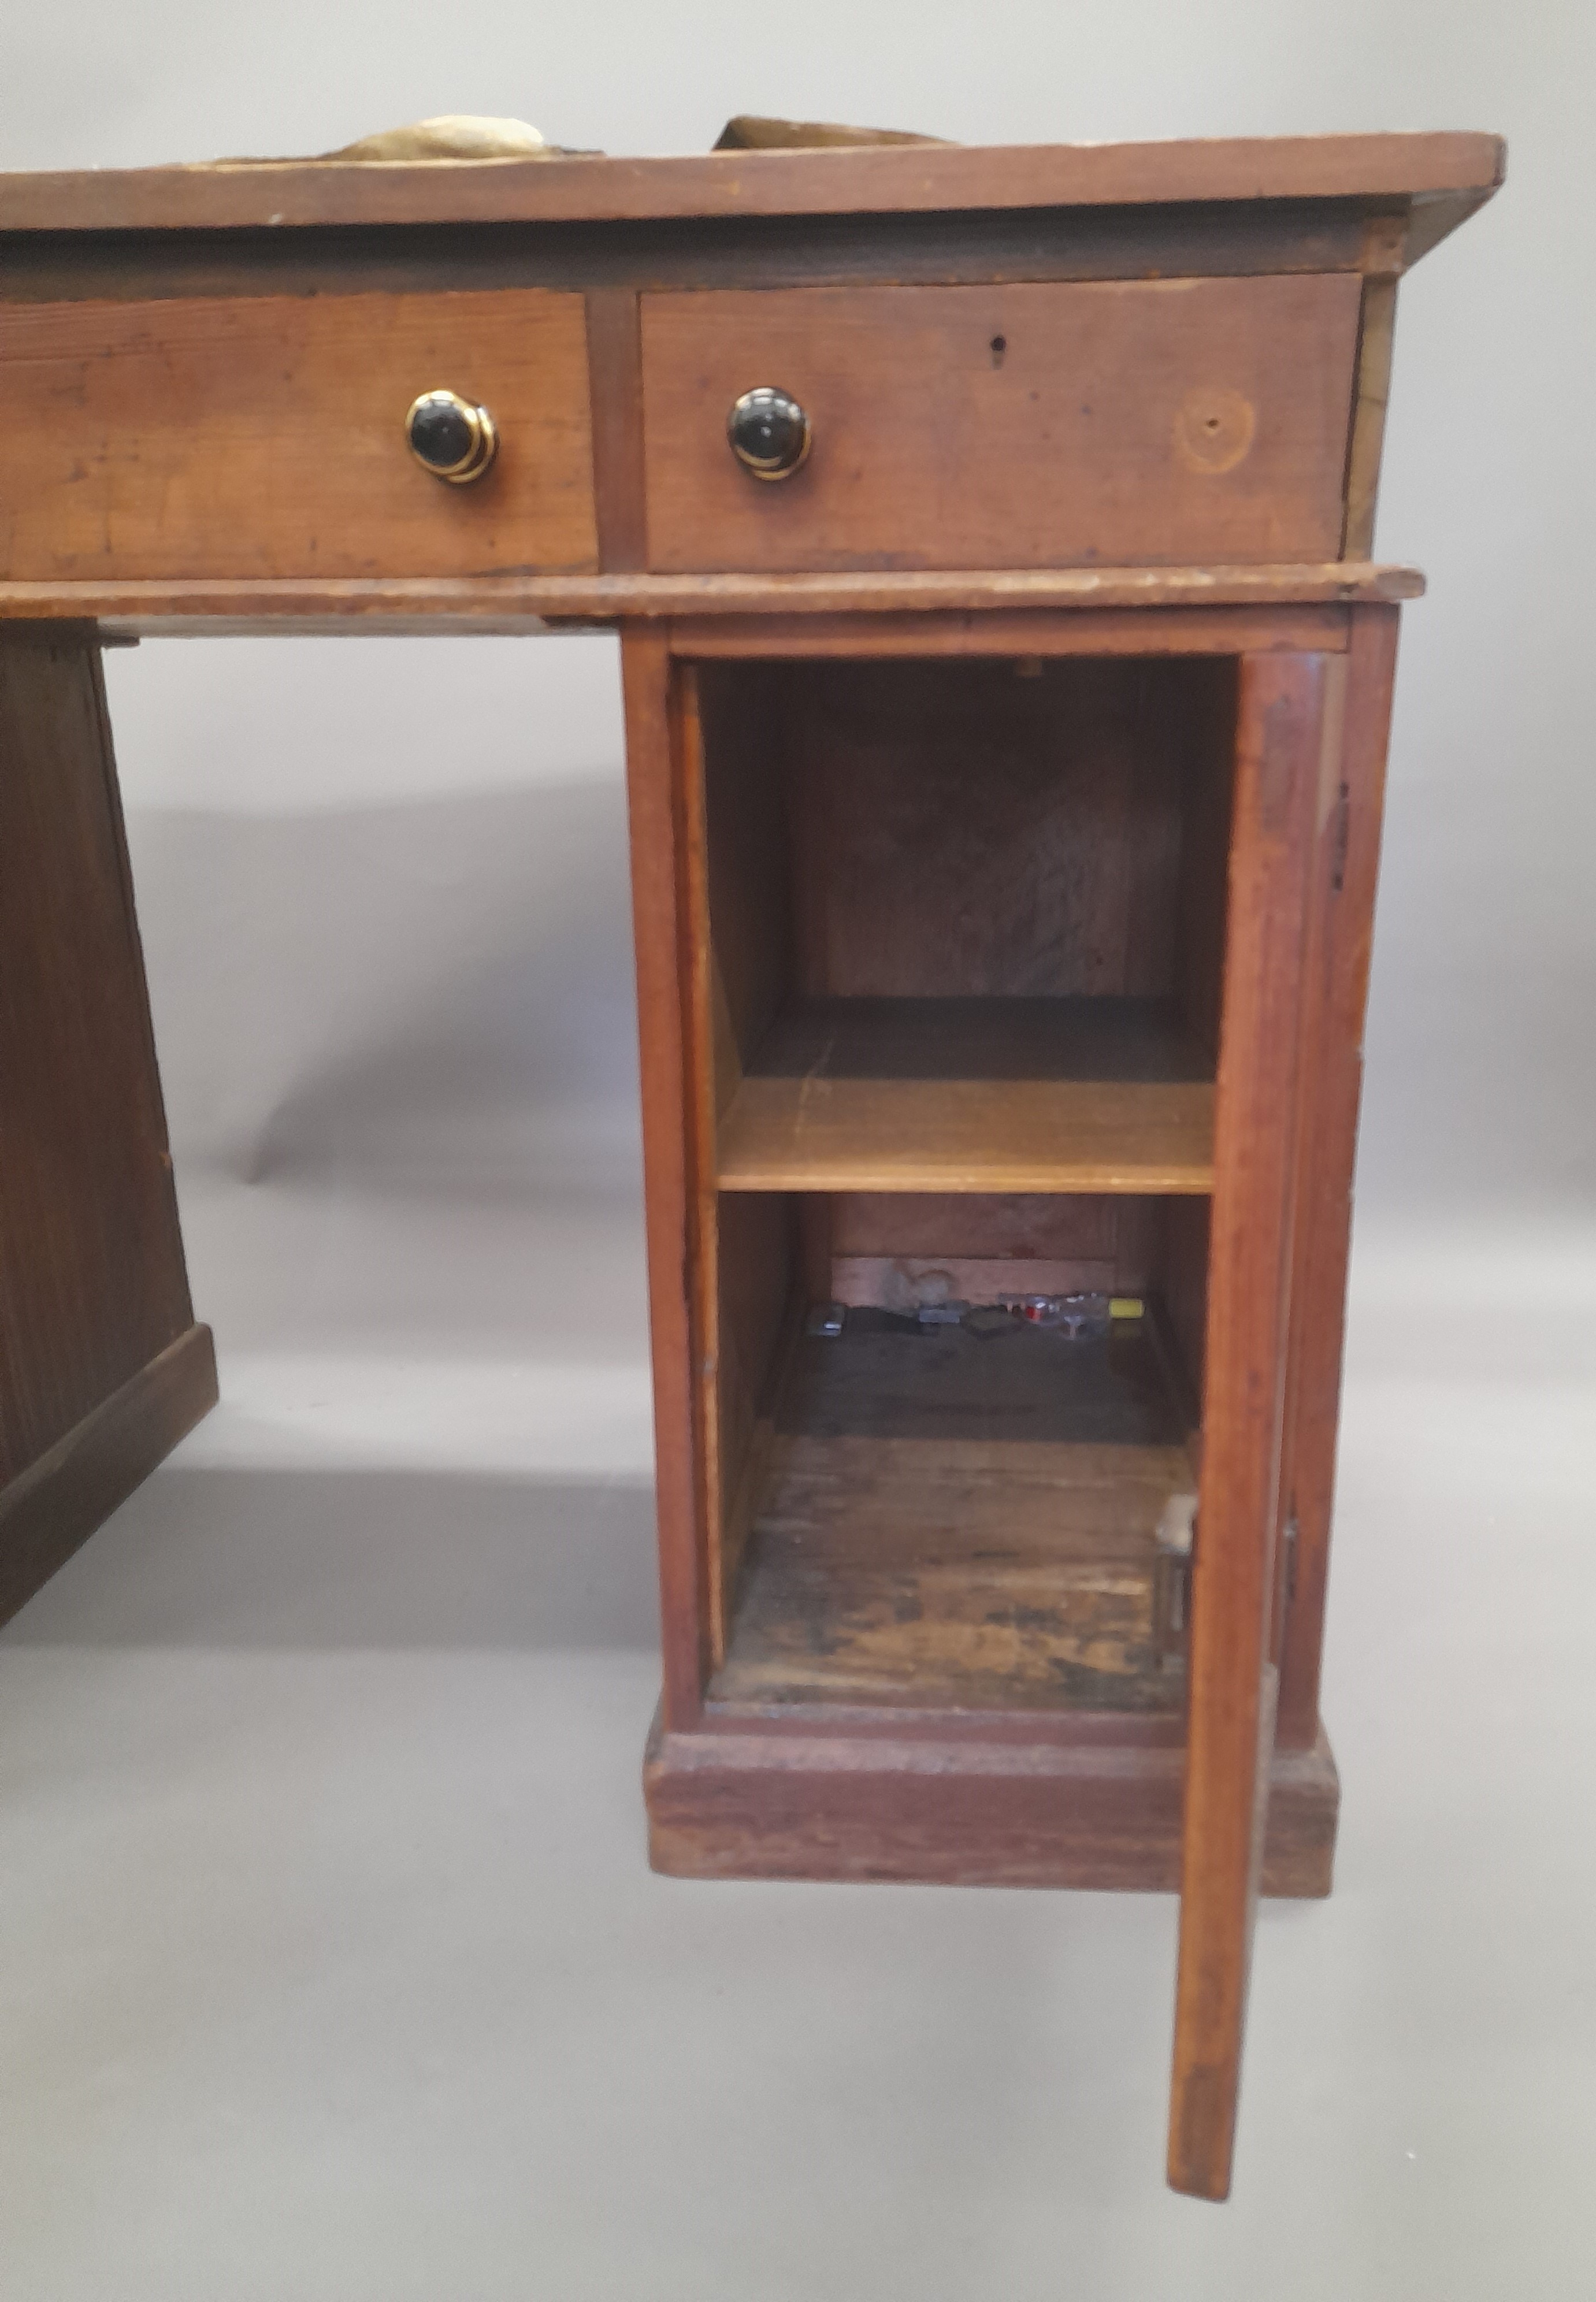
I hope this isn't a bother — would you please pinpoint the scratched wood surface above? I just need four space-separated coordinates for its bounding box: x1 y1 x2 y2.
647 1709 1339 1896
711 1316 1195 1711
767 656 1235 1000
0 131 1503 239
1167 651 1331 2201
642 277 1363 573
620 629 711 1724
717 998 1216 1194
0 291 598 582
0 630 214 1618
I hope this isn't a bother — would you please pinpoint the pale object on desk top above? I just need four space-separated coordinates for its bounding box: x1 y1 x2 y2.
192 114 573 168
321 116 550 162
198 110 939 172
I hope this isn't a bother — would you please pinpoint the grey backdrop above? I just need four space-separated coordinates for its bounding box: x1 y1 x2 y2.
2 7 1593 2299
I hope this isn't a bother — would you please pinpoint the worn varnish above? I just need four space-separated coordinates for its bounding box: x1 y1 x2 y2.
1275 606 1401 1746
0 291 598 582
712 1317 1194 1711
649 1713 1339 1898
621 627 712 1722
642 278 1363 572
1168 652 1334 2201
0 630 214 1618
717 999 1216 1194
0 131 1502 236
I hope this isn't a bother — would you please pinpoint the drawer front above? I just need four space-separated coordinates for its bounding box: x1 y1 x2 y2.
0 290 597 580
641 278 1362 573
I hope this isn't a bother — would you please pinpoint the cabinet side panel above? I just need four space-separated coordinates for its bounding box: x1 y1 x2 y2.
717 1191 800 1620
0 634 195 1482
0 631 212 1616
1276 606 1400 1746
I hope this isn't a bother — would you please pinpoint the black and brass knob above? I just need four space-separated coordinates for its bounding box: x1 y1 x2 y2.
405 389 498 484
727 387 812 480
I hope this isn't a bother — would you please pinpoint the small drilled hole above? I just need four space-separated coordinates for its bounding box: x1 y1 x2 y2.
989 333 1007 365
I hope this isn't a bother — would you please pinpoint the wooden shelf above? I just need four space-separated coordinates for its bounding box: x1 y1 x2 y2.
710 1313 1193 1713
716 997 1215 1194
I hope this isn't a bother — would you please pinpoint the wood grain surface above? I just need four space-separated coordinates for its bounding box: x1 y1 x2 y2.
584 286 647 571
647 1707 1339 1897
711 1317 1194 1711
0 291 597 581
0 132 1504 235
0 1323 217 1625
717 999 1216 1193
1341 278 1400 560
1167 651 1334 2201
641 277 1363 572
0 566 1422 634
764 655 1235 1001
1275 607 1400 1745
0 631 210 1612
621 629 710 1724
827 1190 1157 1305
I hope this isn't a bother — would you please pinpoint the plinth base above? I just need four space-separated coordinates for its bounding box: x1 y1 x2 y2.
645 1705 1338 1898
0 1324 218 1627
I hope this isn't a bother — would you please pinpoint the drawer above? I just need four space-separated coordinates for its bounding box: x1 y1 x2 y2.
0 290 597 580
640 278 1363 573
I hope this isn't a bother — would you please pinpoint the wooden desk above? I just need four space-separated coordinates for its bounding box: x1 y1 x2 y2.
0 130 1503 2197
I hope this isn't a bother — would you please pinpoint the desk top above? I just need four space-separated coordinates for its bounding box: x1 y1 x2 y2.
0 132 1504 246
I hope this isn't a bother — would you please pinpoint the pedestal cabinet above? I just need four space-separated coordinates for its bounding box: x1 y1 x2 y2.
0 129 1502 2196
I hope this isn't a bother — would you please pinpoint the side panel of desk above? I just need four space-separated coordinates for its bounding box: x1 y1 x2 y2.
0 628 214 1622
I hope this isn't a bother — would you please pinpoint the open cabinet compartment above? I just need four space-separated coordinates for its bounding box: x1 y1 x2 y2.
684 655 1238 1714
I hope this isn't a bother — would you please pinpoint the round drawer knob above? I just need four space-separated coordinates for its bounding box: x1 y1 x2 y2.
727 387 812 480
405 389 498 484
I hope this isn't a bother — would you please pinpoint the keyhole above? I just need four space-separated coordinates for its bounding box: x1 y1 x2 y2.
989 334 1007 367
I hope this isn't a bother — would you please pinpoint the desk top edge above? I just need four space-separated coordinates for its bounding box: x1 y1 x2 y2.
0 133 1505 237
0 566 1425 639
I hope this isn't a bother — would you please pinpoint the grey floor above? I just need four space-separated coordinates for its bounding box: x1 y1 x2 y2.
2 1189 1592 2300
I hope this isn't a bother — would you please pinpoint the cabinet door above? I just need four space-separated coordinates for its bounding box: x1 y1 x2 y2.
1167 650 1340 2199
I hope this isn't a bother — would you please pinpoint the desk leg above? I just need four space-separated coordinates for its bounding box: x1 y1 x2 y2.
0 627 216 1622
